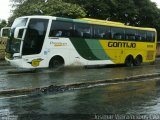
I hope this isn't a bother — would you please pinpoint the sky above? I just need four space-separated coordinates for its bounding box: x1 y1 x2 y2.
0 0 160 21
151 0 160 8
0 0 10 20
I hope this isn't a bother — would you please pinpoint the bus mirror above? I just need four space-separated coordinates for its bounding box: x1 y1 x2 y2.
0 27 10 38
14 27 26 40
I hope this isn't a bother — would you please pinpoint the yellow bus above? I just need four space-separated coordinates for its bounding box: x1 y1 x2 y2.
4 16 157 68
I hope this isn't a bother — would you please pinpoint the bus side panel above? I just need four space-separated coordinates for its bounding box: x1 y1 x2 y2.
99 40 156 64
69 38 114 65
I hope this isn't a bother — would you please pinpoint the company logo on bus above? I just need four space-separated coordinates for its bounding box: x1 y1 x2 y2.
50 42 67 47
108 42 136 48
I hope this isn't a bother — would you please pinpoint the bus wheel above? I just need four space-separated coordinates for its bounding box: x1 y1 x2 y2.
125 55 133 67
49 56 64 69
133 55 142 66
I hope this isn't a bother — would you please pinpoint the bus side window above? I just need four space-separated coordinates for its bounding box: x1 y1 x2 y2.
49 20 73 37
104 30 111 40
125 29 136 41
55 30 62 37
136 30 146 41
75 23 91 38
93 25 110 39
111 27 125 40
147 31 155 42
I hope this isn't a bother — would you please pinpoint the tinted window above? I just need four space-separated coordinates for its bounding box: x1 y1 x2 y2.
147 31 155 42
94 25 110 39
111 27 124 40
49 21 73 37
136 30 146 41
75 23 91 38
125 29 136 41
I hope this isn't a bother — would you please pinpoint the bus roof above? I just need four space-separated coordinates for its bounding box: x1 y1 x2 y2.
18 15 156 32
18 15 55 19
79 18 156 31
80 18 124 26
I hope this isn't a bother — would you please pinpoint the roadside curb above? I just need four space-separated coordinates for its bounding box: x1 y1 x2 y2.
1 73 160 96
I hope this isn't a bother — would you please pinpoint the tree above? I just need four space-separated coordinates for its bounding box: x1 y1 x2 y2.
8 0 86 25
0 20 7 30
64 0 159 25
63 0 111 19
9 0 160 27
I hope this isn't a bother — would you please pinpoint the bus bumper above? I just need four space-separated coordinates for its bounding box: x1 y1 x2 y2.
5 57 35 69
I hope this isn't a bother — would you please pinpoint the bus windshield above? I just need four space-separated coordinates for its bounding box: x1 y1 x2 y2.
6 18 28 54
22 19 49 55
11 18 28 30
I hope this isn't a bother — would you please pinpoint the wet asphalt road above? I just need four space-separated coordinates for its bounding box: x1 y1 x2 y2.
0 62 160 91
0 78 160 120
0 61 160 119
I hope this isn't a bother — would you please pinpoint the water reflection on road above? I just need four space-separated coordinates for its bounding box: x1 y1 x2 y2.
1 64 160 90
0 79 160 119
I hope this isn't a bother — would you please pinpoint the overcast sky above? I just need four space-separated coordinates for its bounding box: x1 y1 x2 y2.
0 0 160 20
0 0 10 20
151 0 160 7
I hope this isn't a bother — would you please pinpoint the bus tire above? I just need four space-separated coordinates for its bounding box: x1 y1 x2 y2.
49 56 64 69
125 55 133 67
133 55 142 66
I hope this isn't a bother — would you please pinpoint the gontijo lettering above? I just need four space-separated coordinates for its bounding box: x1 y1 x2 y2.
108 42 136 48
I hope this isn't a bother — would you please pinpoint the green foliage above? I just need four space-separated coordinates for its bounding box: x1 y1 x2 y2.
0 20 7 30
64 0 160 26
43 0 86 18
8 0 86 25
